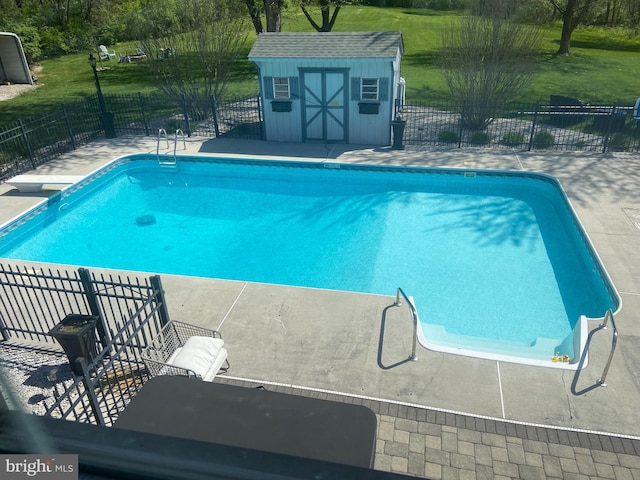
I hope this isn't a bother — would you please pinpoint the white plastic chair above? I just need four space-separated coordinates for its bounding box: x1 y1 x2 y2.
99 45 116 61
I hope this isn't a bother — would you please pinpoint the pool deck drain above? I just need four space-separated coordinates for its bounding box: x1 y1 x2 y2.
2 137 640 478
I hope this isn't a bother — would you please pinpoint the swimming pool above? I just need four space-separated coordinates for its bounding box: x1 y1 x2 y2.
0 154 619 367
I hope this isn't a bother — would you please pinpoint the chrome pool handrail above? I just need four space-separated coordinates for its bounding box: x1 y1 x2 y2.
596 308 618 387
174 129 186 160
156 128 169 162
394 287 418 361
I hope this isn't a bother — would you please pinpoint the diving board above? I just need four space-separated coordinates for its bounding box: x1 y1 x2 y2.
5 174 85 193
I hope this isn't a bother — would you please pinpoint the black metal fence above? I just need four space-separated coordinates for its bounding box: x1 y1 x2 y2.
42 291 164 426
0 93 263 182
398 101 640 152
0 98 102 181
0 263 169 425
104 93 263 140
400 104 640 153
2 92 639 184
0 263 169 347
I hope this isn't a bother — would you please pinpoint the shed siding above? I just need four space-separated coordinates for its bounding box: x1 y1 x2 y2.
256 60 303 142
348 61 394 145
258 59 398 145
251 32 403 145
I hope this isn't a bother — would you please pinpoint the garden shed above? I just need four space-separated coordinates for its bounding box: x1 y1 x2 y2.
248 31 404 145
0 32 33 85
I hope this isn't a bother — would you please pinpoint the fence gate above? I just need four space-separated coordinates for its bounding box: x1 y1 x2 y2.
0 263 170 425
0 263 169 349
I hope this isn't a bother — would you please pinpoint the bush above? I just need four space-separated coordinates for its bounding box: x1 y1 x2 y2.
1 21 42 61
533 131 555 149
438 130 459 143
469 131 491 145
501 131 525 147
164 118 184 134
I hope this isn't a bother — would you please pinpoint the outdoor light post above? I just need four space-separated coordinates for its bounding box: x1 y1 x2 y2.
88 53 116 139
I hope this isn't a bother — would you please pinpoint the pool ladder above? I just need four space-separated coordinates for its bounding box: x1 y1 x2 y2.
595 308 618 387
394 287 419 361
156 128 186 167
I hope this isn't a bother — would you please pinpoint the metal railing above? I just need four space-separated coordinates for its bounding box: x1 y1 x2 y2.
174 128 185 159
3 94 640 184
0 262 170 425
0 263 169 347
596 308 618 387
398 101 640 152
156 128 169 163
43 288 166 425
393 287 418 361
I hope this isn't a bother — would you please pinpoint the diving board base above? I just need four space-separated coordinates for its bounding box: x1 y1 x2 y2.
5 175 85 193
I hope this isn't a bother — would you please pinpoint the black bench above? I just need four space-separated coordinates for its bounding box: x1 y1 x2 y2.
115 376 377 468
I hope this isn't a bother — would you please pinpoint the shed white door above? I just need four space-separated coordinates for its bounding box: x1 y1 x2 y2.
301 70 348 142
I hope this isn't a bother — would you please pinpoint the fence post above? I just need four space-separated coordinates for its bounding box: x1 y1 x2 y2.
0 317 10 341
457 105 464 149
17 119 35 169
78 357 106 426
527 102 539 151
257 95 265 140
61 104 77 150
78 268 108 348
181 93 192 137
210 94 221 137
138 92 150 136
150 275 171 327
602 106 616 154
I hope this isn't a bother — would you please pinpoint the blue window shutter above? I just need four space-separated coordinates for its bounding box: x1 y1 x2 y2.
351 77 360 101
290 77 299 98
263 77 273 99
379 77 389 101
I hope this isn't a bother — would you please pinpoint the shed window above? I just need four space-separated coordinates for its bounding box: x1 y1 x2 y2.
361 78 379 101
273 77 290 99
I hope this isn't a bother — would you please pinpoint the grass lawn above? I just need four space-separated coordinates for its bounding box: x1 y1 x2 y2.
1 7 639 127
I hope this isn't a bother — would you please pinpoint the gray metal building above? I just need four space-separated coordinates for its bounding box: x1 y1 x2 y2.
0 32 33 85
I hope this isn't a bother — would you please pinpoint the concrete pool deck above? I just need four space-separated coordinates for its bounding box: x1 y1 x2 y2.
1 136 640 478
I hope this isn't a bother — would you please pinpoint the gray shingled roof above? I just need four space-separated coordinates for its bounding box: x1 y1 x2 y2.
248 31 403 59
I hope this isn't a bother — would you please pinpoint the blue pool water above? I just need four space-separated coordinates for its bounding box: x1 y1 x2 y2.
0 156 619 364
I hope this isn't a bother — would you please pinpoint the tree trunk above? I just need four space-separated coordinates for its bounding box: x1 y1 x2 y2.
264 0 283 32
244 0 264 34
300 1 341 32
320 7 330 31
556 0 577 54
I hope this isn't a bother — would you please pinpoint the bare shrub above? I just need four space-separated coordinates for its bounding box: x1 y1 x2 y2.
141 0 248 104
440 0 542 130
